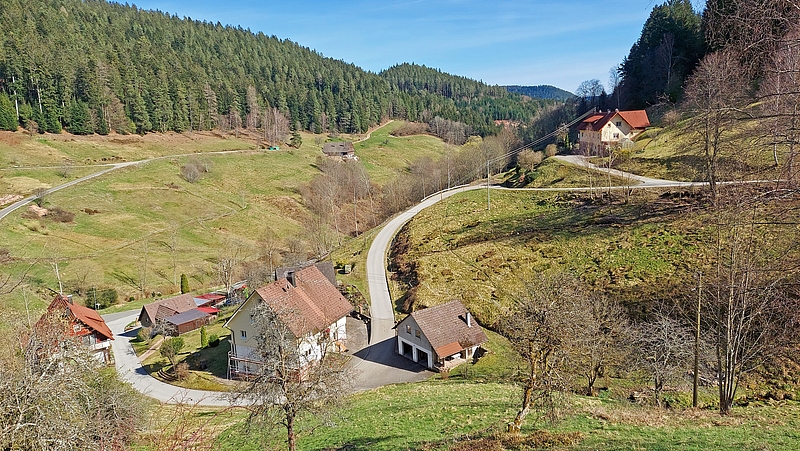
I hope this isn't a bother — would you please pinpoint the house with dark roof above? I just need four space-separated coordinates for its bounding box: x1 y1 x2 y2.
275 261 337 287
36 295 115 364
577 109 650 155
224 265 353 377
164 308 211 336
138 294 196 329
321 141 356 159
395 300 488 371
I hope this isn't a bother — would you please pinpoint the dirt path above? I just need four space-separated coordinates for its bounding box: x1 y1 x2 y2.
354 120 394 143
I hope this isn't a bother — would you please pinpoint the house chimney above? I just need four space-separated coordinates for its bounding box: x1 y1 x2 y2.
466 311 472 327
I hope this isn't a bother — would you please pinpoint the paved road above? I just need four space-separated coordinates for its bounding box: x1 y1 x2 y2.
90 153 703 404
553 155 698 188
105 311 234 407
0 149 254 222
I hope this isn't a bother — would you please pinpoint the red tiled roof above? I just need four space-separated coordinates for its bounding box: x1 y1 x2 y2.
45 295 114 341
408 300 488 357
577 110 650 132
618 110 650 129
196 293 226 301
197 306 220 314
253 265 352 338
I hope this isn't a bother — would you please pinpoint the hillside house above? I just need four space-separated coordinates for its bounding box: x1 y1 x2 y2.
322 141 356 159
275 260 337 287
577 110 650 155
225 265 353 378
138 294 196 329
395 300 488 371
35 295 115 364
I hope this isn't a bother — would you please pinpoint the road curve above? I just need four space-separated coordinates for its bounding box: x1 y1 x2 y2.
104 311 235 407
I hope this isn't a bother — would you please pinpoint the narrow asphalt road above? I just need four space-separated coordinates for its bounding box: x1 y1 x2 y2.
105 311 235 406
91 153 697 404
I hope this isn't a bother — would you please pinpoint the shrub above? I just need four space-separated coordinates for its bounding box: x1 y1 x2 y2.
200 325 208 348
208 334 220 347
518 149 544 171
135 327 151 343
48 207 75 223
180 273 189 294
180 163 201 183
174 362 190 381
544 143 558 157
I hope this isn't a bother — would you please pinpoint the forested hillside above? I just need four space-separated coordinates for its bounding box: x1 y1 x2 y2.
0 0 545 138
504 85 574 101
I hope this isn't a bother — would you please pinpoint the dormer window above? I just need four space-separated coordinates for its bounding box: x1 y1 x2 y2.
616 121 622 126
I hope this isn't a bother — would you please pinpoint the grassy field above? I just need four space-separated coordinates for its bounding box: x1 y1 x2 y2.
387 187 707 325
0 123 446 315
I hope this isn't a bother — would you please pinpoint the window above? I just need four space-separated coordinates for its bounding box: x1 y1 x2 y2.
415 329 421 338
615 121 622 127
613 133 620 139
72 324 81 333
406 325 411 334
240 330 247 339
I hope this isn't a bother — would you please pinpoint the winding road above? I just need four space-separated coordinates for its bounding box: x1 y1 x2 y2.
9 147 697 405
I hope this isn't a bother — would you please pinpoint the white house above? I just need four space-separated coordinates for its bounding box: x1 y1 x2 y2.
577 109 650 155
224 265 352 378
395 300 488 372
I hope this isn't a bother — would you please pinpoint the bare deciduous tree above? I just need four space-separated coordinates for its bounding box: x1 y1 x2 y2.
683 51 748 201
230 303 351 451
633 312 694 407
500 272 595 432
702 189 800 415
0 312 147 450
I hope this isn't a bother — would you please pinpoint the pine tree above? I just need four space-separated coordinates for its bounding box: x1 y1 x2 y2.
67 100 94 135
0 93 17 131
180 273 189 294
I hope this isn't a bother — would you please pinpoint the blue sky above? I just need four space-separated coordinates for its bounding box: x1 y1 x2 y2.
128 0 663 93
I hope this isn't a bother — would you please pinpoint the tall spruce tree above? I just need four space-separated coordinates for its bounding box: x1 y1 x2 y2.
0 93 17 131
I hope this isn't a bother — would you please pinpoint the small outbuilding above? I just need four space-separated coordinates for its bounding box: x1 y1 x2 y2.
322 141 356 159
164 308 211 336
395 300 488 372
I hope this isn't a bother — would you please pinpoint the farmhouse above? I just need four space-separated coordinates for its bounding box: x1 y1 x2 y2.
225 265 353 378
321 141 356 159
36 295 115 364
577 109 650 155
396 300 488 371
138 294 196 329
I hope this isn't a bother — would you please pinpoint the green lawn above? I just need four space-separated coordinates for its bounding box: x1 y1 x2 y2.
141 308 235 391
0 123 448 317
390 188 706 325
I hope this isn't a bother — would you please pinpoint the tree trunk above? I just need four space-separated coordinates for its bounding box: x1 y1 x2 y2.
286 409 296 451
510 380 534 433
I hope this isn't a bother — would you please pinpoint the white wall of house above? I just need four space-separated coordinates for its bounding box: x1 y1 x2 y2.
395 316 435 369
225 295 349 375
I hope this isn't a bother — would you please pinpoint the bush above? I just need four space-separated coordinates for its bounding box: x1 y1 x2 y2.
518 149 544 171
200 325 208 348
180 273 189 294
544 143 558 157
180 163 201 183
135 327 151 343
174 362 190 381
208 334 220 347
48 207 75 223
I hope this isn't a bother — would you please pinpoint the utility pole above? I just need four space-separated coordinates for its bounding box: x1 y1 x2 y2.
486 159 490 210
693 272 702 408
